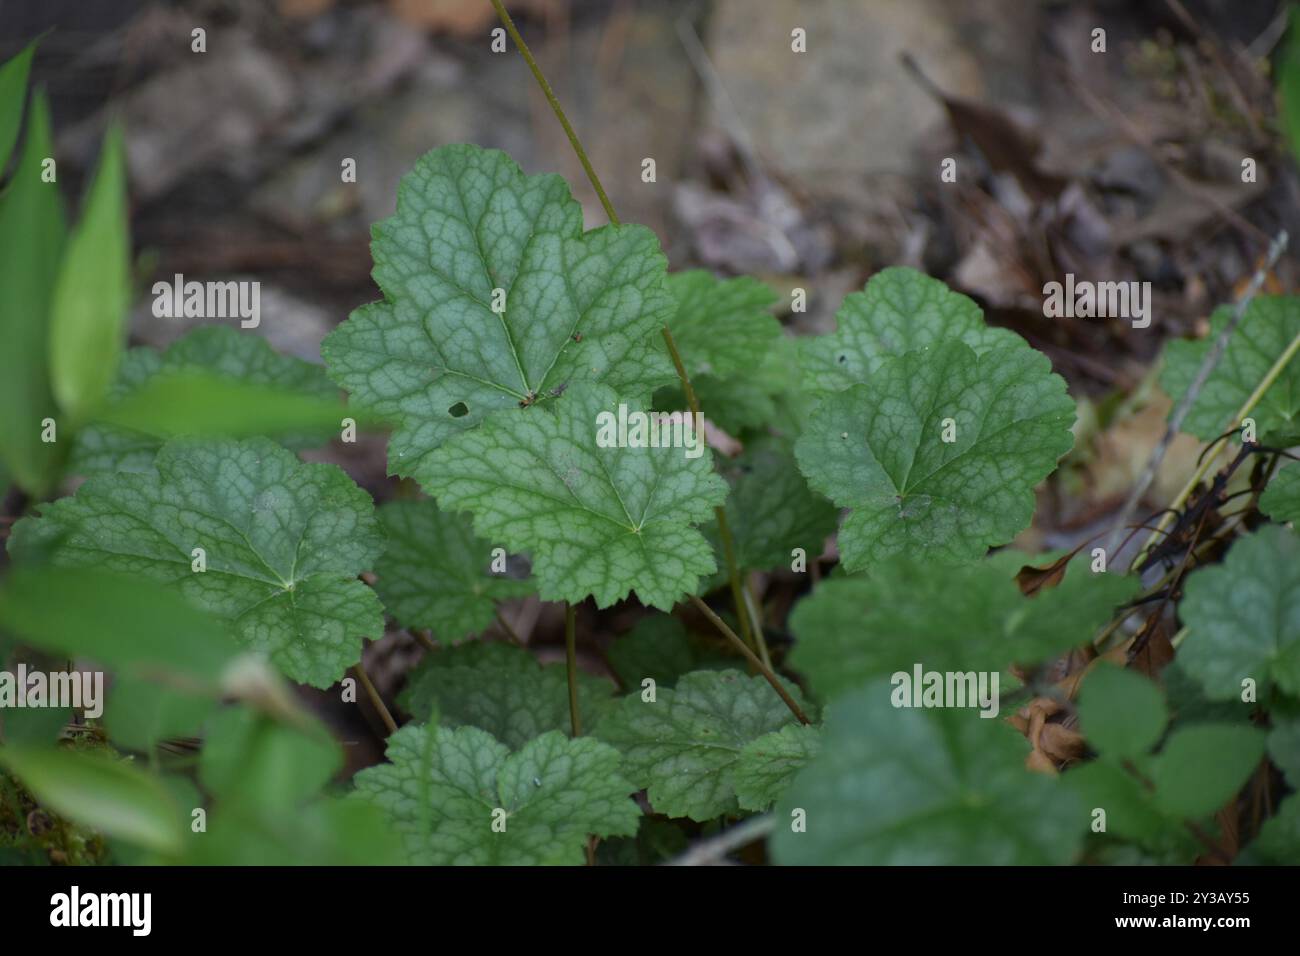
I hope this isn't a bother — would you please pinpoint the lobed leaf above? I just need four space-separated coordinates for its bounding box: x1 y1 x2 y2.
796 340 1075 570
8 437 385 688
424 382 728 609
351 723 639 865
374 498 532 640
594 668 809 821
321 143 676 485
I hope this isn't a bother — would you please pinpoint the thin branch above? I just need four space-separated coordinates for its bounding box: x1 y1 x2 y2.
353 663 398 736
488 0 619 225
564 603 582 736
666 813 775 866
689 595 810 725
1114 229 1287 565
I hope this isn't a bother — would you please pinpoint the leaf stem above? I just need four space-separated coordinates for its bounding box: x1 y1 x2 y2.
492 0 759 660
489 0 620 226
689 595 810 725
564 603 582 736
353 663 398 736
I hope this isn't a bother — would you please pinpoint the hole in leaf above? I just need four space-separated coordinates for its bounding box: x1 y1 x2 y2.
448 402 469 418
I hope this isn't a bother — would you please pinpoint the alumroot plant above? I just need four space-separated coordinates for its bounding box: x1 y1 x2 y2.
1 10 1299 868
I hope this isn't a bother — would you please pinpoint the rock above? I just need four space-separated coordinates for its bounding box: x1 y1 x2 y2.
705 0 987 194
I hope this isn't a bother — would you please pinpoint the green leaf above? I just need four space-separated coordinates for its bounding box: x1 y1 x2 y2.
0 747 184 854
1268 715 1300 788
656 335 807 437
374 498 532 639
1160 297 1300 442
8 437 385 688
1260 463 1300 523
48 122 130 424
1149 724 1266 819
0 39 35 172
705 436 838 584
1178 525 1300 701
594 669 808 821
734 723 822 811
665 270 779 379
398 642 616 749
184 797 404 866
1066 760 1197 857
0 90 65 495
771 679 1082 864
799 267 1023 395
352 723 640 865
0 565 237 682
199 705 340 810
0 702 70 747
1078 664 1168 760
105 676 214 753
788 552 1136 700
795 340 1075 570
73 326 342 474
1240 793 1300 864
606 614 730 689
321 143 675 484
425 382 728 609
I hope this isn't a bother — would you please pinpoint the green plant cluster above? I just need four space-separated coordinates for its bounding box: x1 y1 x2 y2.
1 33 1298 867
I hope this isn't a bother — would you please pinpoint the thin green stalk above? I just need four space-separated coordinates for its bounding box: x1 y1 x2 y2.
489 0 619 225
491 1 759 658
690 595 809 725
564 603 582 736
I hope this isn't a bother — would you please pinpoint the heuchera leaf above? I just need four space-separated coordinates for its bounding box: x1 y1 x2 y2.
1147 724 1265 819
594 669 809 821
351 723 639 865
0 90 65 495
796 340 1075 570
664 270 780 379
397 642 616 749
374 499 532 639
703 436 838 588
424 382 728 609
1177 525 1300 700
799 267 1023 395
8 436 385 688
606 614 730 690
1160 297 1300 442
1260 463 1300 523
321 143 676 485
733 723 822 812
1268 715 1300 789
788 552 1136 700
73 326 341 474
771 679 1082 865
